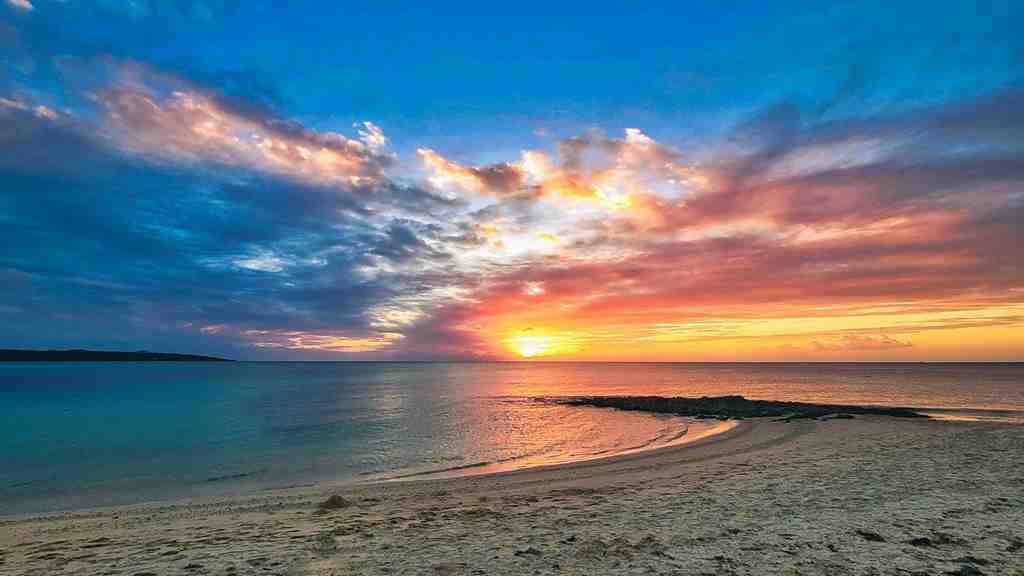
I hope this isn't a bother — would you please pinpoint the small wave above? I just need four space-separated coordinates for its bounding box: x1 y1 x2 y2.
580 422 690 457
655 422 691 445
386 459 498 480
919 408 1024 424
204 469 265 483
5 478 47 490
381 417 698 482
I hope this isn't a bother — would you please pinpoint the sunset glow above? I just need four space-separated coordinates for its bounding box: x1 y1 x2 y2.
2 1 1022 361
508 335 552 358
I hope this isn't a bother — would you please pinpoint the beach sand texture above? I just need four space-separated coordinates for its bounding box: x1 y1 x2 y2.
2 416 1022 575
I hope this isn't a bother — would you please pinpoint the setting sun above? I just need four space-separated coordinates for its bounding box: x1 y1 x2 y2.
507 335 553 358
499 328 582 359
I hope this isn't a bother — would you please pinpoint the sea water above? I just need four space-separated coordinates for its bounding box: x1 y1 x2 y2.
2 361 1022 515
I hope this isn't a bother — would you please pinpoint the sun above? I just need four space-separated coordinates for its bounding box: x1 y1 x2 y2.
515 336 550 358
501 327 581 359
503 333 556 358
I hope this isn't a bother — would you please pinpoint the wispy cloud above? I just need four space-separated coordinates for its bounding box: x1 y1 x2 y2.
95 66 393 188
811 334 913 352
245 329 404 353
6 0 33 12
0 96 58 119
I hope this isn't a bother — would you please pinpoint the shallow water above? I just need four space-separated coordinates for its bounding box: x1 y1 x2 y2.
2 361 1022 515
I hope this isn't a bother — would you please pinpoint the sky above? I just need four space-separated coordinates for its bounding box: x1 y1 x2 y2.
1 0 1022 361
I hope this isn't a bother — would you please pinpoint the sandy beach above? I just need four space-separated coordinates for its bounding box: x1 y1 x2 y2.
2 415 1022 576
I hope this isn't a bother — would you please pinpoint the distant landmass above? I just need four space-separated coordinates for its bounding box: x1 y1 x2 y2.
0 349 233 362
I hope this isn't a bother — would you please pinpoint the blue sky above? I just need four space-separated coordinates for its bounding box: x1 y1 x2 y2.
15 2 1021 149
2 1 1023 359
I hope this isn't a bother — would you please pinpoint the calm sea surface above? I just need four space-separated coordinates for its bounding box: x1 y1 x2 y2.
2 362 1022 515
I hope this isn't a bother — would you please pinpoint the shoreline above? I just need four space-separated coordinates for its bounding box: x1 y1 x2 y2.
3 416 1022 575
3 397 1020 521
372 417 740 484
0 415 743 522
0 418 757 525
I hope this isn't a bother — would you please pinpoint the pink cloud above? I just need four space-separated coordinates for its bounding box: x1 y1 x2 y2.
95 64 393 188
6 0 32 11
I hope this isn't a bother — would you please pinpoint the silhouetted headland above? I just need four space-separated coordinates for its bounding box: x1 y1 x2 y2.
554 395 927 420
0 349 232 362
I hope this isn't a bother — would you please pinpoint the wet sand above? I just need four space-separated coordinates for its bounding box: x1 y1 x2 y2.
2 416 1022 575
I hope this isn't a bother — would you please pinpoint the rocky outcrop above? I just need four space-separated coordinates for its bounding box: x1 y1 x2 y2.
553 395 927 420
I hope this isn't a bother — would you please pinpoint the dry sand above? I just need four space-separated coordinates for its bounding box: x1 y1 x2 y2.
2 416 1022 575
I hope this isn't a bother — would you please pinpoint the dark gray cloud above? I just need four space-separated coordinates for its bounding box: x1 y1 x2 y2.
0 90 450 358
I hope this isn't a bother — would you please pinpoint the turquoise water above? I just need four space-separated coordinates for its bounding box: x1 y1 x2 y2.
2 362 1022 515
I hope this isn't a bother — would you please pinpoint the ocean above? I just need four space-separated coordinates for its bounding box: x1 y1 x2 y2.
2 362 1022 515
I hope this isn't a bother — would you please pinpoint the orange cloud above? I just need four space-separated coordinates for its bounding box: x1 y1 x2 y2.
417 129 710 220
417 148 525 195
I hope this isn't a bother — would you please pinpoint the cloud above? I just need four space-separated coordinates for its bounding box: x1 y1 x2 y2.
385 88 1024 359
2 45 1023 359
0 96 55 118
96 70 393 187
417 148 526 196
6 0 32 11
243 329 404 353
0 64 457 359
418 128 710 214
811 334 913 352
234 251 287 273
370 221 434 262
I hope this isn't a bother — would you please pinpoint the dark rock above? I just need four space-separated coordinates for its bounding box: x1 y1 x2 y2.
514 547 542 556
311 532 337 556
945 565 985 576
931 532 959 546
955 556 991 566
315 495 352 514
856 530 886 542
635 535 667 556
820 413 856 420
552 395 927 420
908 537 934 547
432 562 468 575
